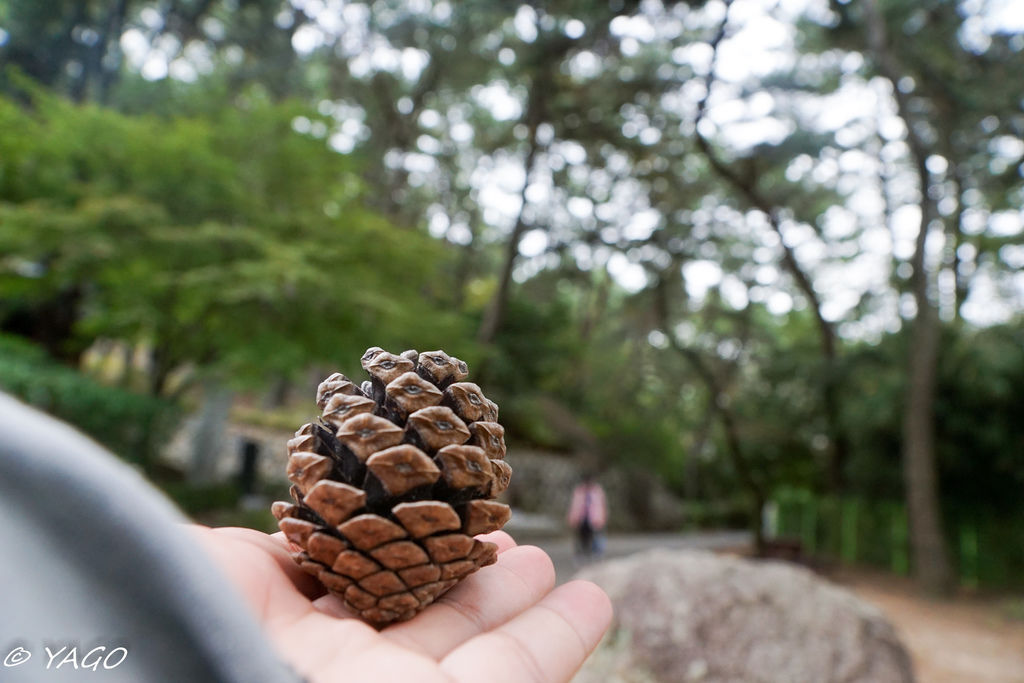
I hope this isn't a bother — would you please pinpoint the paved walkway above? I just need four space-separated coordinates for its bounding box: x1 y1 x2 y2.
516 530 752 584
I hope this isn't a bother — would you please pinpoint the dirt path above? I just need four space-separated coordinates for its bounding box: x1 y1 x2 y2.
837 570 1024 683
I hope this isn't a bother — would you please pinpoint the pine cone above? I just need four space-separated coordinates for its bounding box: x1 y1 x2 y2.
272 348 512 628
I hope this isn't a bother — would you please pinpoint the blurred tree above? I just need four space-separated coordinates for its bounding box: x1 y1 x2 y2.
861 0 952 594
691 1 850 493
0 0 129 102
1 0 1022 585
800 0 1024 594
0 84 462 393
0 0 312 103
651 267 769 550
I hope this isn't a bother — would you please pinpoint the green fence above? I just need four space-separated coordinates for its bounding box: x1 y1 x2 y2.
770 491 1024 589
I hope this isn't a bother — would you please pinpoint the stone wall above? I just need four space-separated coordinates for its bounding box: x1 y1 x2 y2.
506 450 686 532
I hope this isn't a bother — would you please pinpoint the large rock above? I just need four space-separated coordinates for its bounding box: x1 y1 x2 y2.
575 550 914 683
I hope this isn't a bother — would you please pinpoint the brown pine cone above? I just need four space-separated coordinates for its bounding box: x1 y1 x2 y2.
272 348 511 628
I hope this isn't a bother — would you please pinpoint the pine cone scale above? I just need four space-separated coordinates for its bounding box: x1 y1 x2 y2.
345 584 378 610
332 550 381 579
303 480 366 526
398 563 442 586
391 501 462 537
370 540 430 570
307 532 348 564
423 533 474 562
360 570 406 597
337 514 408 549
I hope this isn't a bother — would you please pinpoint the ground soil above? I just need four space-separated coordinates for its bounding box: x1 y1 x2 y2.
836 569 1024 683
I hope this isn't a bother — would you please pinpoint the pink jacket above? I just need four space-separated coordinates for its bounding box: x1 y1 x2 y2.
567 483 607 529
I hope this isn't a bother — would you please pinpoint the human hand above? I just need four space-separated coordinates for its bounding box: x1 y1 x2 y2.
193 526 612 683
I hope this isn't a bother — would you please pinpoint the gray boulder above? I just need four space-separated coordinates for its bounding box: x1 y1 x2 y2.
575 550 914 683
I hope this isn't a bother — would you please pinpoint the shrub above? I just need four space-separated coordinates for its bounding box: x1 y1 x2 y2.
0 334 178 469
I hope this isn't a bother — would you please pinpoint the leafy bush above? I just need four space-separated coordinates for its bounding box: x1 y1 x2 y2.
0 334 178 469
160 480 242 515
0 85 469 390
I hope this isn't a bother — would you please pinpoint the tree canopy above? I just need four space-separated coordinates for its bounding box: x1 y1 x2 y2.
1 0 1022 590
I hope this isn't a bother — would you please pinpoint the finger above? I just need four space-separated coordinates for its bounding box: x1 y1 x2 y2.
476 530 517 553
440 580 612 683
203 527 324 603
383 545 555 658
223 527 326 600
192 527 322 621
268 530 330 597
271 611 449 683
311 591 359 620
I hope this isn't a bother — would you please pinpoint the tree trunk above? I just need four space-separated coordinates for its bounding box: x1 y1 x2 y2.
263 374 290 409
948 166 968 320
148 343 173 396
190 381 234 484
96 0 130 104
903 286 949 592
862 0 953 593
694 9 848 492
476 116 541 345
901 152 952 593
476 19 574 347
684 397 716 500
0 284 87 364
654 276 766 553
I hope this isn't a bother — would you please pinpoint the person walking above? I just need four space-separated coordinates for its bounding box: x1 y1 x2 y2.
567 472 607 562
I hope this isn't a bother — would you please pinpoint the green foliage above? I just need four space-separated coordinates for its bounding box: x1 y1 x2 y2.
842 323 1024 510
838 337 906 500
192 505 279 533
0 333 178 467
935 325 1024 511
680 499 753 531
161 480 242 515
0 83 467 390
486 290 580 398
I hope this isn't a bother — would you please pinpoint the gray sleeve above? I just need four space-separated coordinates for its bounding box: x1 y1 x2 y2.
0 392 302 683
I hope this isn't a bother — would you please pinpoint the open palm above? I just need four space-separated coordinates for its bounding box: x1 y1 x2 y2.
193 526 611 683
